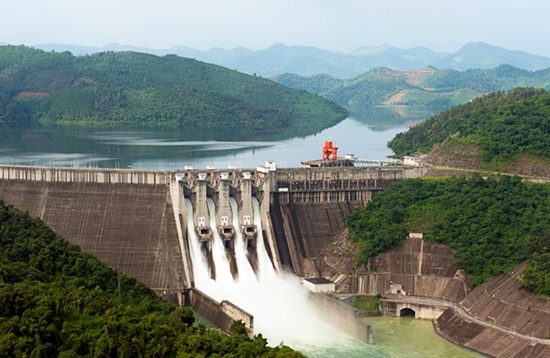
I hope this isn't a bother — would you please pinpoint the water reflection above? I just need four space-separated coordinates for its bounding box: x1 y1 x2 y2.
348 105 439 131
0 106 439 169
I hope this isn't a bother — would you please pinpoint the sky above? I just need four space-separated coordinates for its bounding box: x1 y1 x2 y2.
2 0 550 57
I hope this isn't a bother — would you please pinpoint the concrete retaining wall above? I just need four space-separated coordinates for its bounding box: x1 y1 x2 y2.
435 309 550 358
380 300 446 319
357 238 469 301
187 288 254 337
310 293 375 344
461 263 550 339
357 274 468 302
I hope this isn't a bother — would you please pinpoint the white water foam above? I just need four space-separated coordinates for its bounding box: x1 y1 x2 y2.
185 196 360 352
229 197 257 285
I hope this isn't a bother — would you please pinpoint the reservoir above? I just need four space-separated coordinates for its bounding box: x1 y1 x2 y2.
0 106 436 169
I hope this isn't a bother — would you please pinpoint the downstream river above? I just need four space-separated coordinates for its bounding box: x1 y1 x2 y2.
0 105 481 356
296 316 481 357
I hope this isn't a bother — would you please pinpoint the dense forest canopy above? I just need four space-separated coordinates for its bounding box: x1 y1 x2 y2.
0 45 347 130
0 200 302 357
346 175 550 294
388 87 550 163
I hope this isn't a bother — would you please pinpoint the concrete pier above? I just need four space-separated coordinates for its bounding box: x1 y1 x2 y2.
215 175 235 241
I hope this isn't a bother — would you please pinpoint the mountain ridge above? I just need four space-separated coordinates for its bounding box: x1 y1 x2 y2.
8 41 550 78
272 65 550 109
0 45 347 130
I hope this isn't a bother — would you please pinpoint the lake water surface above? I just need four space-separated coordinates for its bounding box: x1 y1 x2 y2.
0 106 436 169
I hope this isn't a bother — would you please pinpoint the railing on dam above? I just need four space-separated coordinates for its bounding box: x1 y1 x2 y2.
269 166 428 203
0 165 171 185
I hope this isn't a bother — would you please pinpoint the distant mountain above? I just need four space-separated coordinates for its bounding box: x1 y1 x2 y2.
273 65 550 108
34 43 192 57
26 41 550 79
0 45 347 130
349 45 447 70
433 42 550 71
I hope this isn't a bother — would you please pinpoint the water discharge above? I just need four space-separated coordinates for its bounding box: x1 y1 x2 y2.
252 198 278 282
206 198 234 288
184 199 210 284
185 197 480 357
185 197 361 353
229 197 257 285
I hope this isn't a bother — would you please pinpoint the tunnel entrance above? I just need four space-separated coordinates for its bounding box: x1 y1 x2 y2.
399 308 416 318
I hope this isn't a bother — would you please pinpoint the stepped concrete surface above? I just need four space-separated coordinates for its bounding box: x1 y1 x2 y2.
0 179 183 300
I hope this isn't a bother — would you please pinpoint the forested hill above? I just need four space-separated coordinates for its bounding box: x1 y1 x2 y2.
0 199 302 357
273 65 550 109
0 45 347 130
388 88 550 176
346 175 550 294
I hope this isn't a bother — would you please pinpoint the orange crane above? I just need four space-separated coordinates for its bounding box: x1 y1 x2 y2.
322 141 338 161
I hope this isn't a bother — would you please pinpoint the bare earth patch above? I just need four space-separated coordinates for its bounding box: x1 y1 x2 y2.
17 92 49 98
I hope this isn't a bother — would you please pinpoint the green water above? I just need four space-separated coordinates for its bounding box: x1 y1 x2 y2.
363 316 482 357
294 316 482 358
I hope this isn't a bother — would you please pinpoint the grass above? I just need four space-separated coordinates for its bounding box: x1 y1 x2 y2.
351 294 382 312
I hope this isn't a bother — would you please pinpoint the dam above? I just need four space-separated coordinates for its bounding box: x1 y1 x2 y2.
0 164 423 333
1 164 549 357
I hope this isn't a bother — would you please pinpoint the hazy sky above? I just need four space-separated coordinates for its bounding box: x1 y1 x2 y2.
3 0 550 56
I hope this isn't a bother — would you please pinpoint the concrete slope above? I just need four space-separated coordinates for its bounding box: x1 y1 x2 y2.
269 201 354 276
461 263 550 339
436 309 550 358
0 180 183 297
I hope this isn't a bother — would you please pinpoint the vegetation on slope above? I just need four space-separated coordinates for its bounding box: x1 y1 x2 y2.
0 92 32 126
388 88 550 164
0 199 302 357
0 45 347 130
273 65 550 108
346 175 550 293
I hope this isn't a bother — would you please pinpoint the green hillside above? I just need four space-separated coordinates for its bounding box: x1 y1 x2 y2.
273 65 550 109
388 88 550 173
0 199 302 357
0 45 347 130
346 175 550 293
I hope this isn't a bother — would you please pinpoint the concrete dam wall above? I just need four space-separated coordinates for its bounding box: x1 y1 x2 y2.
0 177 184 302
0 164 413 338
269 201 356 276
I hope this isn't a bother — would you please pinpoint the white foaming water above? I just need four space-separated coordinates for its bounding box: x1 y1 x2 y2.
185 196 361 353
184 199 210 284
229 197 257 285
252 197 277 282
206 198 235 290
